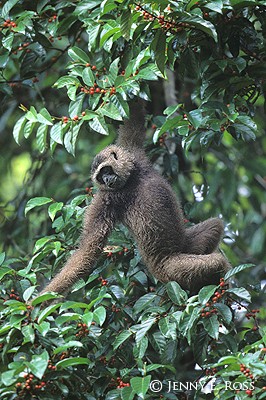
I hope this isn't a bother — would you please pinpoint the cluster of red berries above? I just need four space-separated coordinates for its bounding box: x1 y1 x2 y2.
246 309 260 320
205 367 218 375
16 373 46 394
85 186 93 195
48 15 57 23
116 377 130 389
201 279 227 318
245 389 254 398
111 304 121 313
58 352 68 361
135 5 189 32
239 364 254 380
81 85 116 96
2 19 17 28
48 35 62 43
159 133 167 146
47 361 57 371
8 289 21 301
106 247 129 258
12 42 31 55
76 323 89 337
98 276 108 286
62 111 87 124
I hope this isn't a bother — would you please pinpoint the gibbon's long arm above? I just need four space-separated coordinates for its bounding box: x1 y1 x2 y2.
116 99 146 149
40 195 114 295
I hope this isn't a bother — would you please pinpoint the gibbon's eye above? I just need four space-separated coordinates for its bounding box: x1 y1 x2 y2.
111 151 118 160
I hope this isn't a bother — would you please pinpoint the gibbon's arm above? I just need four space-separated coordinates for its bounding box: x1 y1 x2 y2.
40 195 115 296
116 99 146 149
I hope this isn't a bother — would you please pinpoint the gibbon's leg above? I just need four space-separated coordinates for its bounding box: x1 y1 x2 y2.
39 198 114 296
153 252 230 293
183 218 224 255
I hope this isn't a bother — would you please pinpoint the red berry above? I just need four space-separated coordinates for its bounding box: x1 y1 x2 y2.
91 65 97 70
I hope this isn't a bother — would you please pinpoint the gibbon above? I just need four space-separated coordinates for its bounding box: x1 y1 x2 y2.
40 100 230 296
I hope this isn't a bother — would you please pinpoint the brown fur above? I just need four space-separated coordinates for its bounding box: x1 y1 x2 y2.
40 102 230 296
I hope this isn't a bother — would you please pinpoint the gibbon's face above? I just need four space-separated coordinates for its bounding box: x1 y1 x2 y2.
91 145 136 191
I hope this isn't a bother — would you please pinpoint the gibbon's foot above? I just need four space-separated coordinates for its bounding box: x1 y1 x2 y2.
184 218 224 255
153 252 231 293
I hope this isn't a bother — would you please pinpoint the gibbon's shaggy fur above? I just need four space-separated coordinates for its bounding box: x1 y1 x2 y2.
40 101 230 296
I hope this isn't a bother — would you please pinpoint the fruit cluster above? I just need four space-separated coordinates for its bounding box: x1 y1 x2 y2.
201 278 227 318
48 14 57 23
205 367 218 375
111 304 121 313
62 111 86 124
106 247 129 258
15 373 46 395
80 84 116 96
135 5 188 32
8 289 21 301
116 377 130 389
76 323 89 337
2 19 17 28
239 364 254 380
98 276 108 286
246 309 260 320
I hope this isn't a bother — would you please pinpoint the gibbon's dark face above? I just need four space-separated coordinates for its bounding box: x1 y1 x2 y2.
91 145 136 191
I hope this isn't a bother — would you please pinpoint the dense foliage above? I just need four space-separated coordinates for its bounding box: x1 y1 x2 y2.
0 0 266 399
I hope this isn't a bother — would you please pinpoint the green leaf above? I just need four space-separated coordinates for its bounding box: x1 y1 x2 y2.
179 12 217 41
22 324 35 343
0 252 5 266
93 306 106 326
54 76 80 88
23 286 36 302
202 314 219 339
48 202 64 221
50 122 64 144
108 57 119 85
37 108 53 125
166 281 188 305
120 8 132 41
130 376 151 399
36 124 48 153
2 0 19 18
3 32 14 51
215 303 232 324
13 116 27 144
68 46 90 63
205 0 224 13
56 357 91 369
26 350 49 379
24 121 35 138
99 102 123 121
82 67 95 87
25 197 53 215
133 293 158 313
151 30 166 75
1 370 16 386
53 341 83 355
224 263 255 280
113 330 132 350
198 285 217 304
227 287 251 303
32 292 62 306
25 106 38 122
89 116 109 135
38 303 61 324
134 318 156 344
